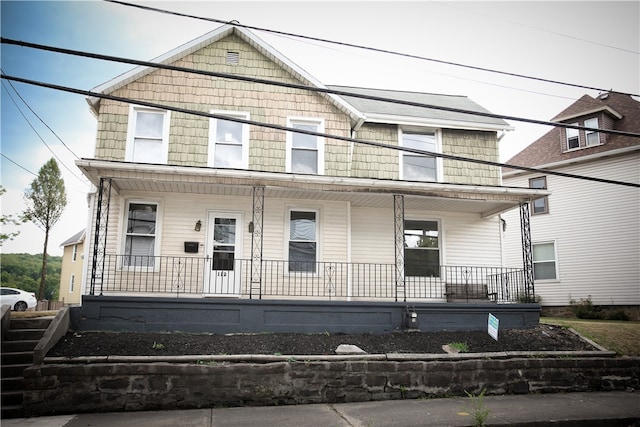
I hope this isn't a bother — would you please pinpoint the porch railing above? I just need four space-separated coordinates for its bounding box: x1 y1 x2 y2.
88 255 531 303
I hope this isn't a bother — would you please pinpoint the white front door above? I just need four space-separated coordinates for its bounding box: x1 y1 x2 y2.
204 211 243 296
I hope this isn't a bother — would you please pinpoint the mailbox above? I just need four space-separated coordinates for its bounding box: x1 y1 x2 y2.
184 241 199 253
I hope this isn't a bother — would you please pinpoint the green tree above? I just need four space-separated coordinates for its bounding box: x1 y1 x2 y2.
0 185 25 245
23 159 67 300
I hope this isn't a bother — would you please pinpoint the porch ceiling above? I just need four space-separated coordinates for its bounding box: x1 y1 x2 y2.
77 159 546 217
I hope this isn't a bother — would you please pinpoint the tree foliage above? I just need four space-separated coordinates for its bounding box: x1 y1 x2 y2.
0 253 61 300
0 185 25 245
23 158 67 300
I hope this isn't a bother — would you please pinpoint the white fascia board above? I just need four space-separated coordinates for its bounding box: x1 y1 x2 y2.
76 159 546 199
553 106 623 122
503 145 640 179
362 113 514 132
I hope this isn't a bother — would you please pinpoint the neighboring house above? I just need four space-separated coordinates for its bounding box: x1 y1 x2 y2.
58 229 85 305
76 25 544 303
502 92 640 307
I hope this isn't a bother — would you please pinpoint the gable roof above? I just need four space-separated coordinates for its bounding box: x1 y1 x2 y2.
60 229 85 247
329 85 512 131
87 25 363 122
505 92 640 172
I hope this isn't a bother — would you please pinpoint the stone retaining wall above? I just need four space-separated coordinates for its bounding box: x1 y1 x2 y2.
23 356 640 416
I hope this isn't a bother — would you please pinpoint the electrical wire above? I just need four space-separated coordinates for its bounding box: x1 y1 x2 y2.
2 38 638 139
102 0 639 98
1 152 37 177
2 73 638 189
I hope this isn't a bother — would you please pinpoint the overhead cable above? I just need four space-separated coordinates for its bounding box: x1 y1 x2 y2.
2 38 639 139
102 0 639 98
2 73 638 189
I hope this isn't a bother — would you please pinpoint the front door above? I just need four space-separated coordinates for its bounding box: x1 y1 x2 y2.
204 211 243 296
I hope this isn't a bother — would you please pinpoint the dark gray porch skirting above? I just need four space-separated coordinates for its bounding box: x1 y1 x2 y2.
73 296 540 333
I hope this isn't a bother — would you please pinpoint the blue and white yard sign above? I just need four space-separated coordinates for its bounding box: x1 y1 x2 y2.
488 313 499 341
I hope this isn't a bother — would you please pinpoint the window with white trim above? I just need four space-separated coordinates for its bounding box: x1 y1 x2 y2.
126 107 170 164
404 220 440 277
584 118 600 146
69 274 75 293
208 112 250 169
532 241 558 281
286 118 324 174
566 124 579 150
529 176 549 215
123 201 158 268
287 210 317 273
400 130 439 181
72 244 78 262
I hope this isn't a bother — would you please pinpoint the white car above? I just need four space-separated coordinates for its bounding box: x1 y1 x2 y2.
0 287 37 311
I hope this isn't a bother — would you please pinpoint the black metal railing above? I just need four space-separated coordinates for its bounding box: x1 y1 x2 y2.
89 255 530 302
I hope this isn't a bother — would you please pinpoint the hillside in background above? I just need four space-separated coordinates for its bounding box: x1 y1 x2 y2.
1 253 62 300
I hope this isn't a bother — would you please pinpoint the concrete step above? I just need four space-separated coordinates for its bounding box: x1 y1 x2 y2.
1 351 33 365
1 376 25 390
1 340 39 352
1 363 30 378
1 390 23 406
4 329 46 341
0 403 24 419
10 317 53 330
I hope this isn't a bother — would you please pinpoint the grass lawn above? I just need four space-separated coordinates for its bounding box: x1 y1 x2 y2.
541 317 640 356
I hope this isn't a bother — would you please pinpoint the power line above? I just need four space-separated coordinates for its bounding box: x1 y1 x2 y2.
103 0 639 98
1 81 86 183
1 68 80 160
0 152 37 176
2 73 638 189
2 38 639 139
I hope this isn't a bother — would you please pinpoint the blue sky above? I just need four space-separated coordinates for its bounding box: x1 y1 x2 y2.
1 1 638 255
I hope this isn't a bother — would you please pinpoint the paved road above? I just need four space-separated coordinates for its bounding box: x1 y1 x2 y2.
4 391 639 426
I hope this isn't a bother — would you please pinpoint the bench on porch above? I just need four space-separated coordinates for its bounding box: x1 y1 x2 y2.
444 282 497 303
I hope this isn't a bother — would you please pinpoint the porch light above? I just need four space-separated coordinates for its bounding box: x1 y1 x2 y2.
195 220 202 232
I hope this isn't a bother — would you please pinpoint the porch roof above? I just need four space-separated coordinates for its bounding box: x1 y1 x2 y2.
76 159 547 217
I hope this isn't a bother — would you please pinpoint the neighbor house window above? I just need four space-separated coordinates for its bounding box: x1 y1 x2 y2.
69 274 75 293
123 202 158 268
400 130 439 181
125 106 170 164
529 176 548 215
404 220 440 277
208 111 250 169
533 242 558 280
566 124 579 150
584 118 600 146
286 118 324 174
288 210 317 273
72 244 78 262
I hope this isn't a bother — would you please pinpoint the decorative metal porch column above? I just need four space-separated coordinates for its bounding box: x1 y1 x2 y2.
89 178 112 296
249 186 265 299
519 202 535 301
393 195 406 302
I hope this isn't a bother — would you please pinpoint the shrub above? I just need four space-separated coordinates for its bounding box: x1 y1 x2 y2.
570 297 604 319
606 309 629 321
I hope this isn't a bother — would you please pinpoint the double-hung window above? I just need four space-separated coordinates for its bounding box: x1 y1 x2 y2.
400 130 439 181
532 242 558 280
404 220 440 277
123 202 158 268
126 106 170 164
566 124 580 150
288 210 317 273
69 275 75 293
286 118 324 174
584 118 600 146
529 176 549 215
209 111 250 168
72 244 78 262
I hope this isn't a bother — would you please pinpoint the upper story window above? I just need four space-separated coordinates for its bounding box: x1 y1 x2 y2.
584 118 600 146
400 130 440 182
126 106 170 164
209 112 250 169
529 176 548 215
566 124 579 150
287 209 318 273
123 201 159 268
72 244 78 262
286 118 324 175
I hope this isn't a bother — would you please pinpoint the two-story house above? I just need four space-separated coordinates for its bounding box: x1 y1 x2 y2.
58 229 85 305
74 25 545 332
502 92 640 309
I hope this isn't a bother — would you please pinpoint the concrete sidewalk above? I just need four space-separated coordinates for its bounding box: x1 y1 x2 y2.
4 391 639 427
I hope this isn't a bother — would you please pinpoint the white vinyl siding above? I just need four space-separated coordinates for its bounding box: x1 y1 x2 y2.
125 106 170 164
502 152 640 306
